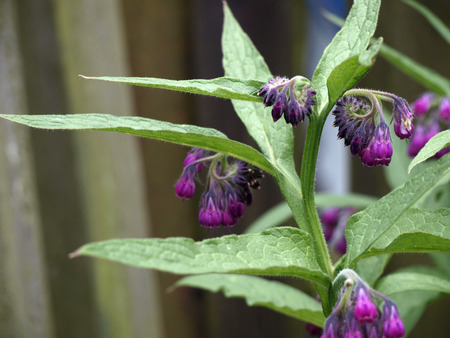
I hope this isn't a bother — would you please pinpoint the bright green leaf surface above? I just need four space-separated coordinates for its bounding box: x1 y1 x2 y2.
360 208 450 256
326 37 382 105
312 0 381 113
245 193 377 234
345 156 450 268
0 114 274 175
221 3 307 228
323 11 450 96
408 131 450 173
174 274 325 326
80 75 264 102
404 0 450 45
73 227 330 286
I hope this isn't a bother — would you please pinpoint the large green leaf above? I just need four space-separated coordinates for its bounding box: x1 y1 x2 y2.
326 37 382 106
344 156 450 268
80 75 264 102
312 0 381 114
403 0 450 45
0 113 274 175
221 3 307 228
174 274 325 327
358 208 450 257
408 131 450 173
72 227 330 286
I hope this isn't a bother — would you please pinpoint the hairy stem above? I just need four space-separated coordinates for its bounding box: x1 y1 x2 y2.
300 112 334 278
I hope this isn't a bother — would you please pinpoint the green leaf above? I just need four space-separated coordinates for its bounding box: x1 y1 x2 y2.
245 193 377 234
0 113 274 175
376 270 450 296
72 227 330 286
221 3 307 228
383 130 411 189
312 0 381 113
403 0 450 45
361 207 450 256
315 193 378 209
174 274 325 327
327 37 382 105
323 11 450 96
408 131 450 173
244 202 292 234
375 266 448 334
80 75 264 102
354 254 391 286
344 156 450 268
429 253 450 277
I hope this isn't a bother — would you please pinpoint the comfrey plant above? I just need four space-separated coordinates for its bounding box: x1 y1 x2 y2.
1 0 449 337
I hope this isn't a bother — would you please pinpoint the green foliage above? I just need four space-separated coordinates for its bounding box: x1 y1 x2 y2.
0 0 448 333
408 130 450 173
174 274 326 326
344 156 450 268
312 0 380 113
73 227 330 286
80 75 264 102
326 37 382 106
0 113 274 175
221 2 308 230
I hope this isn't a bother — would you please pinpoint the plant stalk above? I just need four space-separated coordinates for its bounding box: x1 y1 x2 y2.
300 112 334 278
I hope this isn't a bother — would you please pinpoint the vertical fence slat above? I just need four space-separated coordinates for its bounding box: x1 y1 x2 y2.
0 1 54 337
52 1 164 337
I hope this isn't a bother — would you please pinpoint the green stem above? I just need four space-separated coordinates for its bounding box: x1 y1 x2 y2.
300 112 334 278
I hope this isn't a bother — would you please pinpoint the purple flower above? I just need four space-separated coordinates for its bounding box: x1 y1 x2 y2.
175 148 263 228
359 122 393 167
439 97 450 122
393 97 414 139
323 270 405 338
320 207 356 255
353 286 378 324
175 167 197 199
412 92 433 117
383 301 405 338
258 76 316 127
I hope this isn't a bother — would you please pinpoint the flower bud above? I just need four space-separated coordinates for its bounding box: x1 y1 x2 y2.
439 97 450 122
383 301 405 338
412 92 433 117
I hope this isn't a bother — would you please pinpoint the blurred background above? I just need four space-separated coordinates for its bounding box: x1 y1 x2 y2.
0 0 449 337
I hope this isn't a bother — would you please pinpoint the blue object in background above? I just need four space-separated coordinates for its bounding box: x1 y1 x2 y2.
305 0 350 194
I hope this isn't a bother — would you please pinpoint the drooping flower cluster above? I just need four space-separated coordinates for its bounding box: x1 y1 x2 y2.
408 92 450 158
175 148 263 228
257 76 316 127
320 207 357 255
332 90 414 167
323 270 405 338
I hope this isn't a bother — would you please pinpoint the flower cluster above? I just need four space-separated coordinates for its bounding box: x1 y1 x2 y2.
323 270 405 338
175 148 263 228
332 90 414 167
408 92 450 158
257 76 316 127
320 207 357 255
